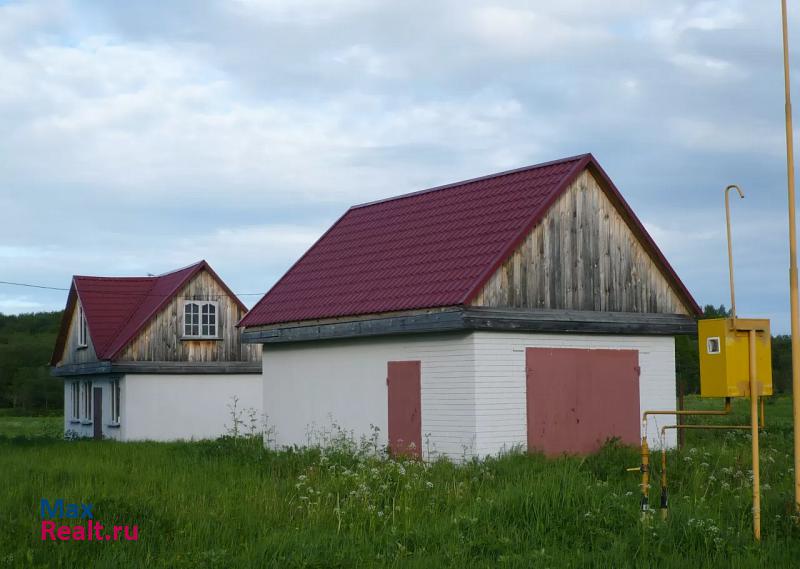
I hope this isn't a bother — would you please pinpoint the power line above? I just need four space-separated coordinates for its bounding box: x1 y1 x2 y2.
0 279 267 297
0 280 68 291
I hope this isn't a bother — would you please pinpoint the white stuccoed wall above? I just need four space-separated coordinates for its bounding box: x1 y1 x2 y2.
471 332 677 454
261 333 476 461
122 374 262 441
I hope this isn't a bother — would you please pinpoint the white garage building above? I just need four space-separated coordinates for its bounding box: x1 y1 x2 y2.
241 154 699 460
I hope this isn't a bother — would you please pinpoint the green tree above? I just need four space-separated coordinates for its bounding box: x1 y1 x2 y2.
0 311 63 411
772 335 792 393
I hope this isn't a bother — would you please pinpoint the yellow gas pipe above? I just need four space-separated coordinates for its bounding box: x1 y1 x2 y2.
630 399 733 512
749 329 762 541
627 437 651 513
639 436 650 514
780 0 800 516
642 398 732 429
725 185 744 321
658 418 764 521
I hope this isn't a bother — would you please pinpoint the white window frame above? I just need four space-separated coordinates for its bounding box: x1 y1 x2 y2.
80 380 93 423
69 381 80 422
77 305 88 348
109 379 121 426
182 300 220 339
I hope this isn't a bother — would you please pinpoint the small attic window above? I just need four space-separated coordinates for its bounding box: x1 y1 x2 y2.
77 306 88 348
183 300 219 339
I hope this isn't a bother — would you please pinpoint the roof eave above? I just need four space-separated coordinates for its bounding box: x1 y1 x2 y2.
241 307 697 344
49 281 78 366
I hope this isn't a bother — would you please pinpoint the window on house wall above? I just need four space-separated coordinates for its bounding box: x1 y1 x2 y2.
81 381 93 422
70 381 80 421
183 301 219 338
110 379 121 425
77 306 88 348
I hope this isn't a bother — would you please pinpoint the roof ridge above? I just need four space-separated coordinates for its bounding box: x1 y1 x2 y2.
73 275 155 281
350 153 591 210
72 260 204 281
156 260 205 277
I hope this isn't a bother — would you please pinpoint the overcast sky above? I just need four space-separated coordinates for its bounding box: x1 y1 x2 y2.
1 0 799 331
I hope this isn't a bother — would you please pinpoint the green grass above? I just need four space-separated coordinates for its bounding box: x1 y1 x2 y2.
0 415 62 438
1 397 799 568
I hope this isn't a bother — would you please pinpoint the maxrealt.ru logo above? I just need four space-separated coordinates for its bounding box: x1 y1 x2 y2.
40 499 139 542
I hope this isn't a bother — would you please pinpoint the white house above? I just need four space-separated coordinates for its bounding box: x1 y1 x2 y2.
51 261 262 440
240 154 700 460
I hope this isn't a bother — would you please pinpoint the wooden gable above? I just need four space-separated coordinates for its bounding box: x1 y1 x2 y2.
117 268 260 363
56 299 100 367
470 169 692 315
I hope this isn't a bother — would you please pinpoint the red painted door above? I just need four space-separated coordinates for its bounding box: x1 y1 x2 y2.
526 348 640 455
387 361 421 458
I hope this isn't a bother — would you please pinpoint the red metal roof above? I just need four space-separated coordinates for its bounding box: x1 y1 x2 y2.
51 260 246 364
240 154 700 327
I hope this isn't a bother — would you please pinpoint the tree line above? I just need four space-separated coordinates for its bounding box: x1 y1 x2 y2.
0 311 62 412
0 306 794 413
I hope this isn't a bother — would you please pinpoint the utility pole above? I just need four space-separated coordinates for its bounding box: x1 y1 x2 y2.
780 0 800 512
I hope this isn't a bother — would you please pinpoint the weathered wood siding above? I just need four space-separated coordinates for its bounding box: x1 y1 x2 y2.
471 169 691 315
58 300 100 366
117 270 259 363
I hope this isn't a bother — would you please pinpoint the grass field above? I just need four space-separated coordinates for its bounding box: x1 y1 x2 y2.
1 397 800 568
0 414 62 438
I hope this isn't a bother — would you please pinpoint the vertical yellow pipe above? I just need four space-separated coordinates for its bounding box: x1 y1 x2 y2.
780 0 800 514
725 185 744 321
750 329 761 541
660 444 668 520
640 436 650 514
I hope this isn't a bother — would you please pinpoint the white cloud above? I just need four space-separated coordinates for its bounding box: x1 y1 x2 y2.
668 117 784 155
646 1 747 79
0 34 541 209
668 52 742 78
0 0 68 43
648 1 745 41
171 224 323 266
328 45 396 78
228 0 371 25
467 5 611 56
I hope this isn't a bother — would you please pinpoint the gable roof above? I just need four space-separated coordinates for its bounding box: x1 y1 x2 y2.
51 260 247 365
240 153 700 328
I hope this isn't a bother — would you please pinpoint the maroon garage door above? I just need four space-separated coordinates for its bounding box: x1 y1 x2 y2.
526 347 640 455
387 361 422 458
